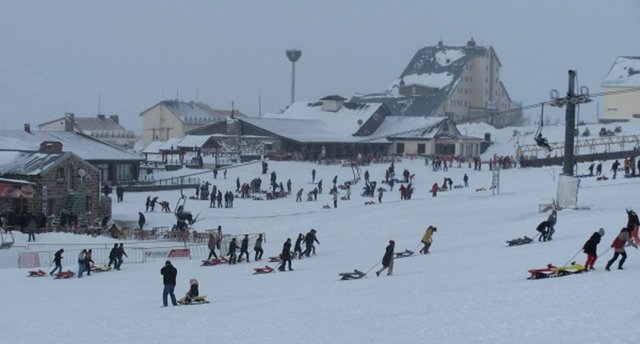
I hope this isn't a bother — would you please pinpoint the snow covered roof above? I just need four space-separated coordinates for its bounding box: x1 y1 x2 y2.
140 100 245 124
0 151 92 176
602 56 640 88
371 116 447 139
263 100 385 138
0 130 142 162
175 135 219 149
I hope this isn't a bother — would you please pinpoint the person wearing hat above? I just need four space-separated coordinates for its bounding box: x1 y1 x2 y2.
376 240 395 277
184 278 199 303
420 226 437 254
626 208 640 244
161 261 178 307
605 227 638 271
582 228 604 270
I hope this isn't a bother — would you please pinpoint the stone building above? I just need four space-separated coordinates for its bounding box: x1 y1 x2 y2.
38 113 136 149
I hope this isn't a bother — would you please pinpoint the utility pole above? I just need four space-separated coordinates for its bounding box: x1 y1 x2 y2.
286 50 302 104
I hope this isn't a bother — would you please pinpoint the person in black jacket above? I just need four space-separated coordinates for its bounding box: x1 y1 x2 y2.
303 229 320 257
161 261 178 307
536 221 549 242
138 212 146 230
376 240 395 277
49 248 64 276
239 235 250 263
254 234 264 261
278 238 293 271
583 228 604 270
107 243 118 268
294 233 304 259
115 243 127 270
227 238 238 264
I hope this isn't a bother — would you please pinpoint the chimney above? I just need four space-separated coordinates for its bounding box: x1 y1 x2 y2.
64 112 75 132
109 115 119 124
24 123 31 133
467 37 476 47
97 114 106 121
40 141 63 153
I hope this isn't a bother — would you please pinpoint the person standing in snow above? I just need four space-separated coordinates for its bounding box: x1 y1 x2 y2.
296 188 304 202
227 237 238 264
108 243 118 268
611 160 620 179
377 187 384 203
546 210 557 240
50 248 64 276
84 249 94 276
161 260 178 307
596 162 602 176
239 234 250 263
431 182 439 197
420 226 437 254
536 221 549 242
311 169 316 182
294 233 304 259
138 212 146 230
207 232 218 260
626 208 640 244
303 229 320 257
77 249 86 278
254 234 264 261
317 180 323 194
145 195 151 212
331 188 338 208
583 228 604 270
463 173 469 188
115 243 127 270
376 240 395 277
278 238 293 271
605 227 638 271
364 170 369 184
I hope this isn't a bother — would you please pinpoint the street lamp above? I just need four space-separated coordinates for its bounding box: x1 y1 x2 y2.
286 49 302 104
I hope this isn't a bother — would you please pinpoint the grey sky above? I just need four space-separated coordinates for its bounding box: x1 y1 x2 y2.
1 0 638 133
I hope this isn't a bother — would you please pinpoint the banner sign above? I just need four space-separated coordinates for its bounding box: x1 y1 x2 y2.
143 248 191 260
0 183 34 199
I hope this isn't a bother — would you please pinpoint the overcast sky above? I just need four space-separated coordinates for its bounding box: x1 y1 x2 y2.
1 0 638 133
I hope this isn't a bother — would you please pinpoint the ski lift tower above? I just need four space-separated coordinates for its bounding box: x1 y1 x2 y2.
286 49 302 104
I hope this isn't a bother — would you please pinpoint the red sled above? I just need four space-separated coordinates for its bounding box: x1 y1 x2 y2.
201 257 228 266
27 269 47 277
527 264 557 280
253 266 274 274
54 270 76 279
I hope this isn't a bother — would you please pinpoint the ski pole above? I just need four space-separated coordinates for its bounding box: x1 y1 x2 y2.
562 248 583 267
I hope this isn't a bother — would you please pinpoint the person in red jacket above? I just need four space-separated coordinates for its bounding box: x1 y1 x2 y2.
605 227 638 271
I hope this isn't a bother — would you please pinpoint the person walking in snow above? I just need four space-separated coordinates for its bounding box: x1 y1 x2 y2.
317 180 323 194
583 228 604 270
463 173 469 188
420 226 437 254
138 212 146 231
377 187 384 203
50 248 64 276
596 162 602 176
107 243 118 268
278 238 293 271
145 196 151 212
605 227 638 271
207 232 218 260
296 188 303 202
303 229 320 257
294 233 304 259
611 160 620 179
546 210 557 240
161 260 178 307
536 221 550 242
376 240 395 277
239 234 250 263
254 234 264 261
115 243 127 270
227 237 238 264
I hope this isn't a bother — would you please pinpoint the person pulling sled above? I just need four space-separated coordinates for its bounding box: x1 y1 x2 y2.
419 226 437 254
605 227 638 271
583 228 604 270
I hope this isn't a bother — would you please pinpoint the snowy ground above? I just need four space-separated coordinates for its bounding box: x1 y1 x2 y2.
2 123 640 343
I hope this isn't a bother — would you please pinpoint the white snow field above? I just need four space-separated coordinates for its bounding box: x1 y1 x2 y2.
2 134 640 343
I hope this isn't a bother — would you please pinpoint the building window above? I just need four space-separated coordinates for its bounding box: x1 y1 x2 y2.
396 143 405 154
417 143 426 154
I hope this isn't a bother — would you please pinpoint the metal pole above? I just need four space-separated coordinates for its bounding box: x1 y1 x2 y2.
563 70 576 176
291 61 296 104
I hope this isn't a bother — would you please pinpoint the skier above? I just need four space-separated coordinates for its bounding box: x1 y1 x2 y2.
239 234 250 263
161 260 178 307
138 212 146 230
303 229 320 257
546 210 557 240
107 243 118 268
583 228 604 270
254 234 264 261
207 232 218 260
605 227 638 271
183 278 199 303
536 221 549 242
227 238 238 264
115 243 127 270
294 233 304 259
278 238 293 271
376 240 395 277
626 208 640 244
419 226 437 254
49 248 64 276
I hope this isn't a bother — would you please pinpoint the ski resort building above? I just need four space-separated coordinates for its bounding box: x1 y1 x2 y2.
139 100 245 147
352 38 522 128
38 113 136 149
601 56 640 122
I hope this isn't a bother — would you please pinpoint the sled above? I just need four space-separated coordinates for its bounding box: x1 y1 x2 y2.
268 256 281 263
527 262 586 280
394 249 414 259
178 295 209 305
339 269 366 280
54 270 76 279
91 265 112 272
506 236 534 247
253 266 275 274
201 257 228 266
27 269 47 277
